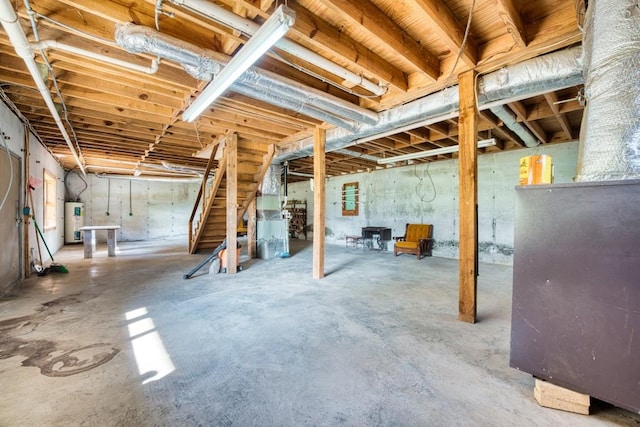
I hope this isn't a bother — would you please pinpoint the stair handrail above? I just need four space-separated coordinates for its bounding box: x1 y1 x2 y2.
189 148 228 253
188 144 218 252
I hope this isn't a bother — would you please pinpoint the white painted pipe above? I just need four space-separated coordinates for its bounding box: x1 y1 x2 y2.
170 0 386 96
32 40 159 74
94 172 201 182
0 0 86 174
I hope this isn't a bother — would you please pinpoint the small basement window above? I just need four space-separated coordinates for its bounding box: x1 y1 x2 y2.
43 169 57 231
342 182 359 216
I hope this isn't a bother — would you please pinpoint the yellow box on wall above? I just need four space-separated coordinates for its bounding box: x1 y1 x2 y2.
519 155 553 185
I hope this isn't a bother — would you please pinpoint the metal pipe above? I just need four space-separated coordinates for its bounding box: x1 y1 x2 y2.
0 0 85 174
115 23 376 129
31 40 159 74
331 148 382 162
489 105 539 148
232 81 361 132
170 0 386 96
276 46 583 162
94 173 202 183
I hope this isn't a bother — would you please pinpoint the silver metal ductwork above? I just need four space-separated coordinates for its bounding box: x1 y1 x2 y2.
576 0 640 181
276 46 583 162
168 0 386 96
489 105 539 148
115 23 377 131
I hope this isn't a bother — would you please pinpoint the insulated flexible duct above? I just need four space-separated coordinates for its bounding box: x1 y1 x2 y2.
115 23 377 131
489 105 539 148
576 0 640 181
276 46 583 162
169 0 386 96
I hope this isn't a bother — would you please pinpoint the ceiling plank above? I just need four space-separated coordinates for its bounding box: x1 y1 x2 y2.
411 0 478 67
312 0 440 80
493 0 526 48
284 1 408 92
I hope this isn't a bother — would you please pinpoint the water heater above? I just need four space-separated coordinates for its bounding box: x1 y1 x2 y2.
64 202 84 244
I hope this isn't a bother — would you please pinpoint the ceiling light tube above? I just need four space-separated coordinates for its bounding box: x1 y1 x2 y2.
377 138 497 164
182 5 295 122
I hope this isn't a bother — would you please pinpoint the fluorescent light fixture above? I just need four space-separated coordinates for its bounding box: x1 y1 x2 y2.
377 138 497 164
182 5 295 122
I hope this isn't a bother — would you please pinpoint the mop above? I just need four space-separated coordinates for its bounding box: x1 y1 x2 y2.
27 177 69 275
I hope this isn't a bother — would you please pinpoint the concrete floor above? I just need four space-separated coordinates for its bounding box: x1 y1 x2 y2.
1 239 638 427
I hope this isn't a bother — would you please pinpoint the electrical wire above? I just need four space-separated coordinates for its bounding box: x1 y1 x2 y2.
0 129 14 212
106 179 111 216
29 11 115 46
444 0 477 86
64 169 87 202
0 85 47 150
194 122 204 148
414 162 436 203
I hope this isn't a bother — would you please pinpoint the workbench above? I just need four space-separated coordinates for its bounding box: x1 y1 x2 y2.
78 225 121 258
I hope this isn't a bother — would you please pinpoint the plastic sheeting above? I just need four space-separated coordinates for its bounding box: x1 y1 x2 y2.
576 0 640 182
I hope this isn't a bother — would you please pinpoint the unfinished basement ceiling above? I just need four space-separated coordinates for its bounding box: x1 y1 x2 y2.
0 0 585 181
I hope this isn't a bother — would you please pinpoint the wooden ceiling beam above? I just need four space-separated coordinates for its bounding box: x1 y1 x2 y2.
508 101 548 143
311 0 440 80
494 0 527 48
411 0 478 67
281 1 408 92
478 111 524 147
543 92 574 140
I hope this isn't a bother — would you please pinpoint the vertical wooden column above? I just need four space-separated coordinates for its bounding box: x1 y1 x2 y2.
226 132 238 274
247 198 256 259
313 126 326 279
458 70 478 324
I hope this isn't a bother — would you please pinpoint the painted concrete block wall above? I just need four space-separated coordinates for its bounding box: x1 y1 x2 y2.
0 100 65 292
65 174 199 242
286 142 579 265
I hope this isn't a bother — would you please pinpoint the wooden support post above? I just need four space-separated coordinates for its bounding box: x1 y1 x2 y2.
313 126 326 279
247 198 256 259
226 132 238 274
458 70 478 323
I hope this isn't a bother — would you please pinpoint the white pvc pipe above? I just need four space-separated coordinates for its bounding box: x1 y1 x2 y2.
0 0 86 174
171 0 386 96
32 40 159 74
94 172 202 182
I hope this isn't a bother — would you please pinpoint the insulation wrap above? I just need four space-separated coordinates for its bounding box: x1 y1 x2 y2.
576 0 640 181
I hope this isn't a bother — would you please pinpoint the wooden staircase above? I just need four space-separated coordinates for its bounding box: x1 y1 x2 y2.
189 137 274 254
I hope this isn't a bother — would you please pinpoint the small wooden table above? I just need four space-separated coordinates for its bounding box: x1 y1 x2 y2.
345 235 364 248
78 225 121 258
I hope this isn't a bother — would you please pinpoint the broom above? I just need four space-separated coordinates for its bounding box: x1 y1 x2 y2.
28 181 69 275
